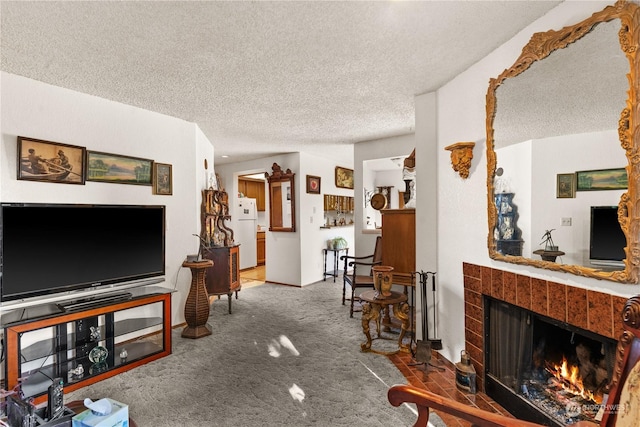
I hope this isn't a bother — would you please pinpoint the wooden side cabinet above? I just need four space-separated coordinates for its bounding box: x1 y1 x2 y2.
257 231 266 265
381 209 416 286
203 245 241 313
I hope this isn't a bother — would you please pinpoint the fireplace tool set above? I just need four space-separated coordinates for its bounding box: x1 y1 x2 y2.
409 270 444 371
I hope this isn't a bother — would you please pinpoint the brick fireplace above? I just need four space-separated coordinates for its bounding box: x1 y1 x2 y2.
462 262 628 394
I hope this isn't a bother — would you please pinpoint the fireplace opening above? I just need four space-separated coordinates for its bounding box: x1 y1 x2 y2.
484 297 616 426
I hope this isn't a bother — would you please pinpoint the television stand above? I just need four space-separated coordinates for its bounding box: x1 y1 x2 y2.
3 286 173 405
57 292 133 312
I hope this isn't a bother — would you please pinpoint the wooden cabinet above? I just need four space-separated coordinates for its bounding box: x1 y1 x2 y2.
239 178 266 211
3 288 172 405
257 231 266 265
203 245 241 313
381 209 415 286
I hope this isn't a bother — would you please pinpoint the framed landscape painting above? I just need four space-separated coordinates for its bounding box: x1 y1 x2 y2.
576 168 627 191
17 136 86 184
335 166 354 189
153 163 173 195
86 151 153 185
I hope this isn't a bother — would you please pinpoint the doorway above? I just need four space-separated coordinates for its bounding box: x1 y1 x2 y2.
237 172 267 288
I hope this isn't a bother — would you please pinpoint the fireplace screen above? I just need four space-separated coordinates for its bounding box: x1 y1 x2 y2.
486 298 616 426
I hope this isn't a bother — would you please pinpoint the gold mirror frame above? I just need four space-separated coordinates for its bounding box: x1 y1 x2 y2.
486 0 640 283
266 162 296 232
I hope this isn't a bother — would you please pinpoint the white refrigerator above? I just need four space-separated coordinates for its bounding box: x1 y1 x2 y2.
236 198 258 270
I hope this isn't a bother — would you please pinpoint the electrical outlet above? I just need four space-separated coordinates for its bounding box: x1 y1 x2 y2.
310 216 313 223
561 217 572 226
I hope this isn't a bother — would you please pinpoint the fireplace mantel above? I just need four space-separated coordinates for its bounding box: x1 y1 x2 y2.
462 262 628 392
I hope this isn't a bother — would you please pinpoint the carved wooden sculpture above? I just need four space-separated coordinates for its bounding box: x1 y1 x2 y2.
444 142 475 179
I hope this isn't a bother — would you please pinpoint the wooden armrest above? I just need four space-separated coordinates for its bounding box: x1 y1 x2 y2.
388 384 545 427
348 260 382 268
340 254 374 261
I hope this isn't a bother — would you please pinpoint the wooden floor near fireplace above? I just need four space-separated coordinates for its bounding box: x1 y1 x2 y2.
389 351 514 427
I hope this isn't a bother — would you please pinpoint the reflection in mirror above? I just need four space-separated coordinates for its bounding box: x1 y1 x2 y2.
266 163 296 232
486 1 640 283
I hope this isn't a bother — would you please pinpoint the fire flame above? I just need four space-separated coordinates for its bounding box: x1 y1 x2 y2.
547 357 602 404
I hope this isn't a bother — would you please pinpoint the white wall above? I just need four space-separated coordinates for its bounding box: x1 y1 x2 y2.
429 0 638 364
414 92 438 345
1 72 210 327
531 130 625 265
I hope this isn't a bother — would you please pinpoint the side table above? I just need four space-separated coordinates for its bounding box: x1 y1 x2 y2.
323 247 348 282
182 259 214 339
359 289 410 355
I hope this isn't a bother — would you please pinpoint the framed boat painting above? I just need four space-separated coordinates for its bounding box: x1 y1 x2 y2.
17 136 86 184
86 151 153 185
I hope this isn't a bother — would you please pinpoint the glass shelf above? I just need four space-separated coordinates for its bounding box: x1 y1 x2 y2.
4 288 173 404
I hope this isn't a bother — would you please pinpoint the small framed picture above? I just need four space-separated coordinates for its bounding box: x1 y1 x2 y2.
86 151 153 185
17 136 86 184
153 163 173 195
306 175 321 194
335 166 354 189
556 173 575 198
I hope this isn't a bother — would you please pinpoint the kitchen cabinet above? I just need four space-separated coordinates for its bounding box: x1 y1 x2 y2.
257 231 266 265
239 178 266 211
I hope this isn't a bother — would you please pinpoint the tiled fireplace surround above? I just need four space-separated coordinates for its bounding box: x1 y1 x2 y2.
462 262 628 393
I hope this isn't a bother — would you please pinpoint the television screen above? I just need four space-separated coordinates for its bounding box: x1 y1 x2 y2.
589 206 626 266
1 203 165 303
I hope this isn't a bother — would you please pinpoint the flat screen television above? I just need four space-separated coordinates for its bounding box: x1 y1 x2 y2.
0 203 165 305
589 206 626 268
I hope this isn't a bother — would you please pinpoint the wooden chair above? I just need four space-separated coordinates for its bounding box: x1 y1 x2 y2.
388 294 640 427
340 236 382 318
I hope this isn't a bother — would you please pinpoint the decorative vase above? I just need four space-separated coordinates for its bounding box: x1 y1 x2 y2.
88 345 108 364
372 265 394 299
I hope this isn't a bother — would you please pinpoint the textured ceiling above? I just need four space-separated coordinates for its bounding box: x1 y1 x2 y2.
1 1 562 166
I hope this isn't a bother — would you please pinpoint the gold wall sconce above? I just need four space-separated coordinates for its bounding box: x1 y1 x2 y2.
444 142 475 179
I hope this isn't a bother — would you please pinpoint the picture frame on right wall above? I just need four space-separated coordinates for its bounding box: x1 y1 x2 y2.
335 166 354 189
306 175 321 194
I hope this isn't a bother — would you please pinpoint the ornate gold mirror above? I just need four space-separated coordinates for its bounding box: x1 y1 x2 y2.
486 0 640 283
266 163 296 232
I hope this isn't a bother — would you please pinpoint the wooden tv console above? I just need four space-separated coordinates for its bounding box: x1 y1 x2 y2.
2 286 173 405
